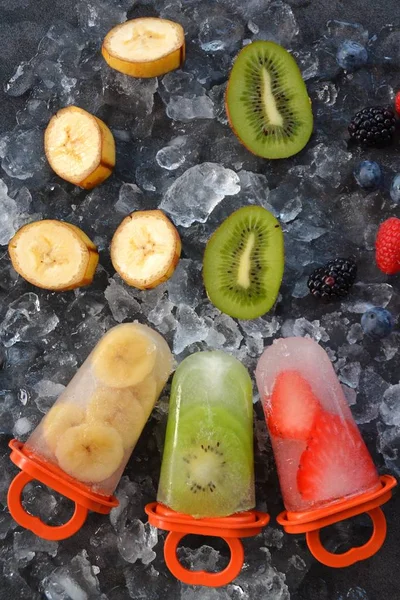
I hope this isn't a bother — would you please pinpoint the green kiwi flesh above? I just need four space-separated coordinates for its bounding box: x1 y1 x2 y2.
226 41 313 159
203 205 284 320
157 406 254 518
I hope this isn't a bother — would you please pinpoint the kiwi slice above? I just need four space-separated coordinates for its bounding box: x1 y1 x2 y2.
203 206 284 320
157 407 254 518
226 41 313 159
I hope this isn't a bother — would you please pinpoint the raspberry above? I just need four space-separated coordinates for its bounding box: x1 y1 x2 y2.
375 217 400 275
395 91 400 116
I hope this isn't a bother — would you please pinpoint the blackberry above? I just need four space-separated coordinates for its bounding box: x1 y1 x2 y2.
348 106 396 147
308 258 357 300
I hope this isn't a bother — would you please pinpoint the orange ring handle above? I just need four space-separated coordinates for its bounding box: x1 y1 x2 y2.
8 471 88 541
164 530 244 587
306 507 387 568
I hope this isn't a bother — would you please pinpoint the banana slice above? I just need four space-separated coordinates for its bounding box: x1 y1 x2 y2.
44 106 115 189
55 423 124 483
91 324 157 388
86 387 145 449
43 403 85 454
8 220 99 291
111 210 181 289
132 377 158 414
102 17 185 78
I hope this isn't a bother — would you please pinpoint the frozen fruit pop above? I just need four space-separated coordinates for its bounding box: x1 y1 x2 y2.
157 350 255 518
256 337 379 511
256 337 396 568
147 350 269 587
8 323 173 540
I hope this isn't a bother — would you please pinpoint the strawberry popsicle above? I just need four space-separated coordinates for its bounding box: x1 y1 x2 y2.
255 337 380 512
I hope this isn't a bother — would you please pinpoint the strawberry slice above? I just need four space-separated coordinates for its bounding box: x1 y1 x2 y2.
266 370 321 440
297 411 378 503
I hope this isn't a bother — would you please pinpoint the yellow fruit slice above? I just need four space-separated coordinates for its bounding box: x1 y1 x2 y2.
43 403 85 454
111 210 181 289
55 423 124 483
86 387 145 449
91 324 157 388
102 17 185 78
44 106 115 189
132 377 158 413
8 220 99 291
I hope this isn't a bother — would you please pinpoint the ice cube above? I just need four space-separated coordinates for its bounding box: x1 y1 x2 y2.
160 163 240 226
380 384 400 427
280 197 302 224
326 20 369 45
370 25 400 67
156 137 188 170
377 423 400 476
5 62 35 97
173 305 209 355
102 70 158 120
33 379 66 413
167 259 203 307
290 317 330 342
104 277 141 323
166 95 215 122
347 323 364 344
198 15 244 53
343 283 393 313
14 530 58 563
0 128 51 182
77 0 128 38
352 368 389 425
248 1 299 48
0 293 59 348
339 362 361 389
117 520 158 565
13 416 34 437
0 179 19 245
115 183 144 214
41 550 107 600
288 555 307 570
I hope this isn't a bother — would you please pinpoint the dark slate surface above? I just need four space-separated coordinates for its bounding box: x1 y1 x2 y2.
0 1 400 599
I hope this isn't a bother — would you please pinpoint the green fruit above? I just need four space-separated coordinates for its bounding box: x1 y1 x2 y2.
203 206 284 320
226 41 313 159
171 351 254 423
157 406 254 518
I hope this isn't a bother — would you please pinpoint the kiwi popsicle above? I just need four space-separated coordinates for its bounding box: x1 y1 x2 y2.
157 350 255 518
255 337 380 513
25 323 173 495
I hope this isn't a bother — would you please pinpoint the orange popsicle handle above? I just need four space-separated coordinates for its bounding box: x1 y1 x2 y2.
164 530 244 587
306 507 387 568
8 471 88 541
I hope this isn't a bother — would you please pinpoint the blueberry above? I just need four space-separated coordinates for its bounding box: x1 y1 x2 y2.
353 161 382 190
361 307 393 338
390 173 400 203
336 40 368 71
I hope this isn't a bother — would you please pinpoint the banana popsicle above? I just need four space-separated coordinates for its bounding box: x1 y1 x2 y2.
8 323 173 539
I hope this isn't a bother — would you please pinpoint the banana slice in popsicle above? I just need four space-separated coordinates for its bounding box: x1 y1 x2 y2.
91 325 157 388
86 387 145 449
102 18 185 78
111 210 181 289
44 106 115 189
8 220 99 291
55 423 124 483
43 403 85 453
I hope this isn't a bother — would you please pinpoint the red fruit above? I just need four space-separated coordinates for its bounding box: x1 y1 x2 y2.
376 217 400 275
266 370 321 440
297 412 378 504
395 91 400 116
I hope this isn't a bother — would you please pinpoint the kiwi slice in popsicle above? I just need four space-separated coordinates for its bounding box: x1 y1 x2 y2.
158 408 254 518
226 41 313 159
203 206 284 320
